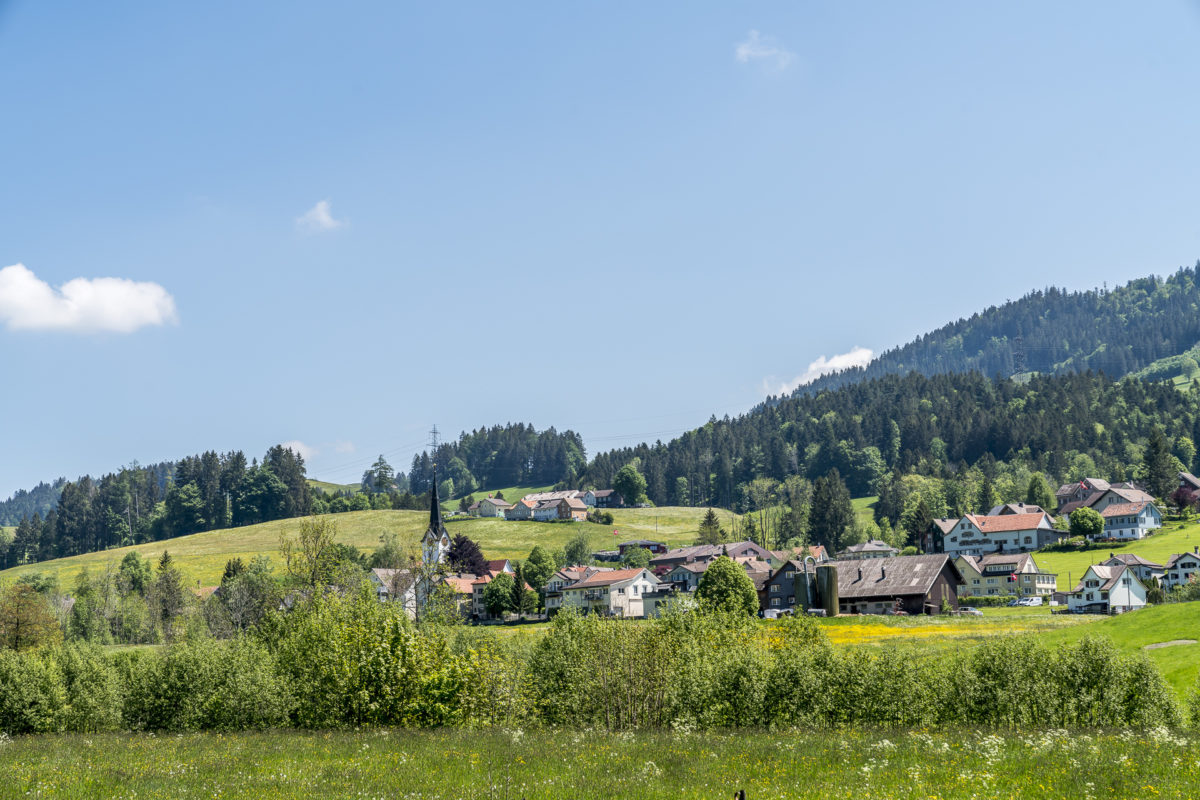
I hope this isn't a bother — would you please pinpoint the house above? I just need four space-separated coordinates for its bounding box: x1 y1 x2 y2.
478 497 513 518
581 490 597 507
987 502 1048 516
557 497 588 521
1098 553 1164 586
1056 478 1111 511
1096 501 1161 541
649 540 774 571
544 565 611 614
1067 564 1147 614
661 562 709 593
940 512 1060 557
619 539 668 556
505 499 535 521
953 552 1057 598
484 558 513 575
1162 548 1200 591
532 499 561 522
1178 471 1200 493
436 573 478 619
369 568 418 617
926 518 958 553
560 567 660 617
1057 481 1153 516
466 501 481 516
762 555 963 615
522 490 584 504
836 540 899 560
836 555 963 615
591 489 624 509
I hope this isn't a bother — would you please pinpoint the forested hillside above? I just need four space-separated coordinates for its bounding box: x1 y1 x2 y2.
794 265 1200 395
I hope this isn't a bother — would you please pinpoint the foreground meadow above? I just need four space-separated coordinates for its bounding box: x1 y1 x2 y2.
2 727 1197 799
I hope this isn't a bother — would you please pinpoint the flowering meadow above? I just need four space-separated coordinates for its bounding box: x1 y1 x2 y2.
1 727 1198 799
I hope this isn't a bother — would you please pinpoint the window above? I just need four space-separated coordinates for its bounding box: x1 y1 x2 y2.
770 584 780 593
785 571 795 579
771 597 780 607
972 579 980 585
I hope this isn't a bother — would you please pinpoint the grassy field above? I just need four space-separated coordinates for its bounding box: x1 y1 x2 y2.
1034 518 1200 590
1036 602 1200 699
306 478 359 495
851 495 878 528
0 506 719 588
2 727 1196 799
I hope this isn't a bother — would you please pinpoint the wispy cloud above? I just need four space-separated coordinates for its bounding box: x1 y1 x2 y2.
280 440 317 462
763 346 874 396
735 30 795 71
295 200 345 233
0 263 178 334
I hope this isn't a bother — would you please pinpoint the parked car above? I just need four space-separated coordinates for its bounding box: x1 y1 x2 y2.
1018 596 1043 607
958 606 983 616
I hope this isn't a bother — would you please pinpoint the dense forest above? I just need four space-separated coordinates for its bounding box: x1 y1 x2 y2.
407 424 587 497
794 265 1200 395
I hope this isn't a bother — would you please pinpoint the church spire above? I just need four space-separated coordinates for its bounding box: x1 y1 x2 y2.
422 425 450 566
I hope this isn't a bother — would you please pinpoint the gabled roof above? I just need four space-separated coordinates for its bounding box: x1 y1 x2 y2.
569 567 655 588
533 499 561 510
485 559 512 573
987 503 1047 516
621 539 665 547
955 552 1046 575
1166 551 1200 569
650 540 772 565
840 539 898 554
933 518 958 535
441 574 477 594
963 512 1052 533
561 497 588 510
770 544 829 562
832 554 962 599
1100 553 1163 570
1071 563 1137 593
1099 501 1153 518
592 489 616 498
1057 478 1110 496
480 497 512 508
1180 472 1200 490
1102 487 1156 505
371 568 417 593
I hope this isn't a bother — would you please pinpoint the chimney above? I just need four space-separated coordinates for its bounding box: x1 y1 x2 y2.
880 566 886 580
1109 552 1114 559
857 567 863 581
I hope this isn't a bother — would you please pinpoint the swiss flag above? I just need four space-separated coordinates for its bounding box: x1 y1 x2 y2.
613 529 619 537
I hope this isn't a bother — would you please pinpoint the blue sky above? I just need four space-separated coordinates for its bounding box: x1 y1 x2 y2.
3 2 1200 497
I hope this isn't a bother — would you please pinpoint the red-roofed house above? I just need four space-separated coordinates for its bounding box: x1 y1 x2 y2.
561 567 660 617
941 511 1060 557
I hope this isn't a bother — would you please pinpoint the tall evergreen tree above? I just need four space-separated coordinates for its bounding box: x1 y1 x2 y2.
809 469 854 553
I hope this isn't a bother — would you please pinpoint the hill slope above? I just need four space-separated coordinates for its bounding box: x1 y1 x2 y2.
795 265 1200 396
0 507 725 588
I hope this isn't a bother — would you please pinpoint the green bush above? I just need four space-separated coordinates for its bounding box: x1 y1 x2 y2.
58 643 122 732
0 650 67 734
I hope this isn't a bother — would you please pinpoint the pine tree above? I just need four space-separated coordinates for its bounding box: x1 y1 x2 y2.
696 508 726 545
1143 427 1178 499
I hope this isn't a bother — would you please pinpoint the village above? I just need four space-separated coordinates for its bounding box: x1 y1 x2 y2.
370 476 1200 623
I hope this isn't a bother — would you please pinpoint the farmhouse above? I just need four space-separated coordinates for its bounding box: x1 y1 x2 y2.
1056 478 1111 511
836 554 963 615
1067 564 1147 614
1096 501 1161 541
477 497 513 517
560 567 660 617
369 568 417 617
544 565 611 614
1162 548 1200 591
940 512 1060 557
557 497 589 521
987 502 1048 516
953 552 1057 598
504 499 535 520
590 489 624 508
531 499 561 522
1179 471 1200 493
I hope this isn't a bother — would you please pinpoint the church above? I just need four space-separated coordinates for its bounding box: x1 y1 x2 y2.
421 477 450 566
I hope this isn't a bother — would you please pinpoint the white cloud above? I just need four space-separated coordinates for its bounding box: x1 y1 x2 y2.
0 263 178 334
763 346 875 396
735 29 795 71
281 440 317 462
295 199 345 233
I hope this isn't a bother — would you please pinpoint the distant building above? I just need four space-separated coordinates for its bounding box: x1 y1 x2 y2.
1096 501 1161 541
1098 553 1164 586
561 567 660 617
953 552 1056 598
649 540 773 572
478 497 513 518
836 539 899 560
940 512 1060 557
1067 564 1146 614
1162 549 1200 592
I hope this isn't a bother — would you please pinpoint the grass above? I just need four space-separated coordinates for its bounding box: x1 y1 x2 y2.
1037 602 1200 700
1 727 1197 799
0 506 721 589
1034 518 1200 590
306 479 359 495
851 495 878 528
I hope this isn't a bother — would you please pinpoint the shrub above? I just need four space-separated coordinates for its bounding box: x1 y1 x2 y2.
0 650 67 734
57 643 122 732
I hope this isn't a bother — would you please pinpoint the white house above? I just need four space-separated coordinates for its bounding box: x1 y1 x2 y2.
836 539 899 560
478 497 513 518
532 500 561 522
1095 501 1161 541
369 568 417 618
1162 549 1200 592
1067 564 1147 614
1088 487 1157 513
941 512 1060 557
954 552 1057 598
561 567 660 617
543 565 610 614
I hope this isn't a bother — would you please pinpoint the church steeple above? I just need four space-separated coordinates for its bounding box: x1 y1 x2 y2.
422 426 450 566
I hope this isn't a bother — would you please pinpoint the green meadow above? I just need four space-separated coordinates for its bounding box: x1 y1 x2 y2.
1033 518 1200 590
0 506 723 588
1 727 1196 799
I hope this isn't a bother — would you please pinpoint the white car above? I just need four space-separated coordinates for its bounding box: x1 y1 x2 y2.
958 606 983 616
1018 596 1044 607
